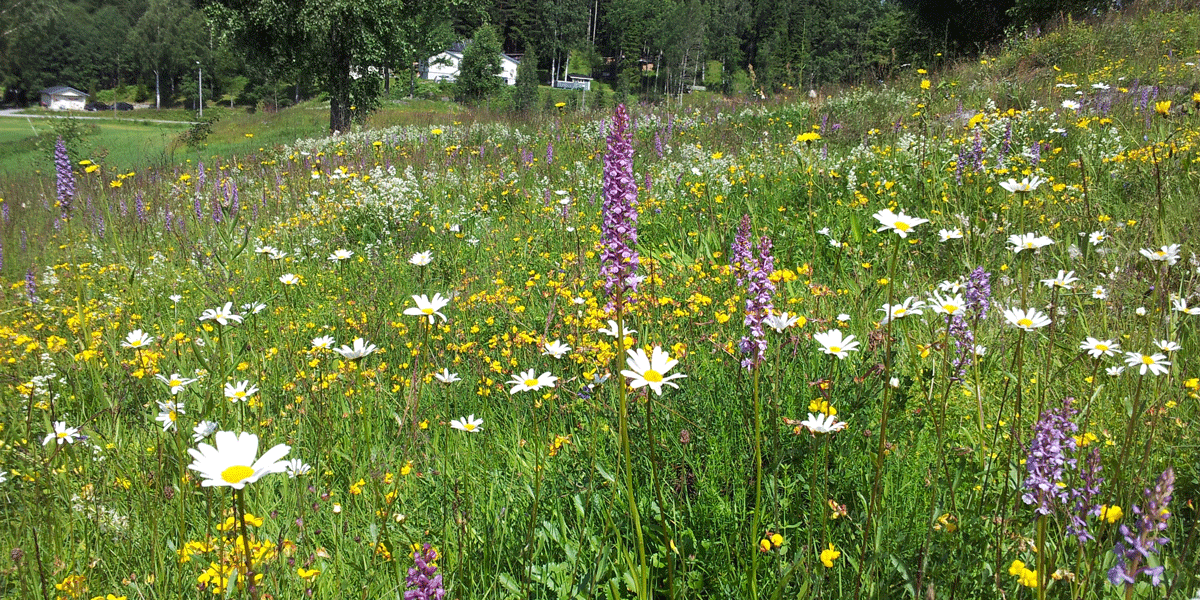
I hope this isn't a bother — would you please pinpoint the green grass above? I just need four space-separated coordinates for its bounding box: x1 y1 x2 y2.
1 6 1199 600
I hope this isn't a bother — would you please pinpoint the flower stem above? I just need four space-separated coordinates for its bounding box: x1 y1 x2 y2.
749 365 764 598
617 308 648 597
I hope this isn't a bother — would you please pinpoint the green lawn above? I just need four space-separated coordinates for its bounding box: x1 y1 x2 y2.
0 116 190 176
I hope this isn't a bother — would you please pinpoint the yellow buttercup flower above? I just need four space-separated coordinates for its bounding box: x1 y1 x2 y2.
820 543 841 567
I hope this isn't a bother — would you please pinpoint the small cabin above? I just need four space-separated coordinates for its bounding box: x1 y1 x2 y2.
40 86 88 111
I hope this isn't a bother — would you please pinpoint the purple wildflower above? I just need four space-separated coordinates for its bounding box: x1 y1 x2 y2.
54 138 75 213
25 266 37 304
1021 399 1077 516
964 267 991 320
404 544 445 600
546 140 554 164
741 235 776 369
1030 141 1042 168
197 161 206 191
730 214 753 287
1109 467 1174 587
972 130 984 172
654 132 663 158
600 104 639 305
2 202 8 222
1067 448 1103 543
135 193 146 223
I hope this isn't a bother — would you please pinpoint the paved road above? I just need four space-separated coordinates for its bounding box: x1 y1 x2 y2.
0 108 199 125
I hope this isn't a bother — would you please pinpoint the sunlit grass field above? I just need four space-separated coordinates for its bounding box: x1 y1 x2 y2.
1 6 1200 600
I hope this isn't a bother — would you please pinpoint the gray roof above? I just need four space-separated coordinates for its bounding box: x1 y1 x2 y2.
41 86 88 97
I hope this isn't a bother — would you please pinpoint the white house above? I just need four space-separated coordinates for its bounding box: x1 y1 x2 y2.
421 41 520 86
40 86 88 111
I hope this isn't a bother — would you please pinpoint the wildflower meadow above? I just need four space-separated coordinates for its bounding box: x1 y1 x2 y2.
2 9 1200 600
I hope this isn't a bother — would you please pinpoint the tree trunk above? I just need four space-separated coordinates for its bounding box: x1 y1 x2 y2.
154 69 160 109
328 19 352 133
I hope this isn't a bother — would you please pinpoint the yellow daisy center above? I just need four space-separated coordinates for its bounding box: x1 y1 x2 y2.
57 432 68 438
1018 318 1033 327
131 340 142 347
169 379 182 387
894 222 910 232
221 465 255 485
1142 355 1154 365
827 346 841 354
235 391 246 398
169 411 177 422
422 308 434 314
1096 344 1108 351
643 369 663 383
895 309 906 316
524 379 539 387
463 423 476 431
943 305 957 313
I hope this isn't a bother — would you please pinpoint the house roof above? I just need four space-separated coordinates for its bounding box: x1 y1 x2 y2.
41 86 88 97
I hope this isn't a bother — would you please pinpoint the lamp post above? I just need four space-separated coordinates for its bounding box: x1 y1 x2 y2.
197 61 203 118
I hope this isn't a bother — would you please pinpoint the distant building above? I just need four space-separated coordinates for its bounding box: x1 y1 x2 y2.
40 86 88 111
421 41 520 85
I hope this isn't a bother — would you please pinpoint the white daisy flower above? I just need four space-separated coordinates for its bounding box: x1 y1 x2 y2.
1080 337 1119 359
763 312 802 333
799 413 848 434
597 319 636 337
334 338 378 360
192 420 218 442
186 431 291 489
329 249 354 262
621 347 687 395
403 293 450 324
542 340 572 359
42 421 80 446
450 414 483 432
508 369 558 394
813 329 860 360
434 369 461 384
199 302 243 326
878 297 925 325
121 329 155 349
1003 307 1051 331
409 251 433 266
224 381 260 403
1123 351 1170 376
155 372 198 395
1008 233 1054 253
872 208 929 239
999 176 1046 193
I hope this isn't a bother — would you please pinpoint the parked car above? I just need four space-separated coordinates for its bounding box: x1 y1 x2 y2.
115 102 134 111
85 101 110 111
